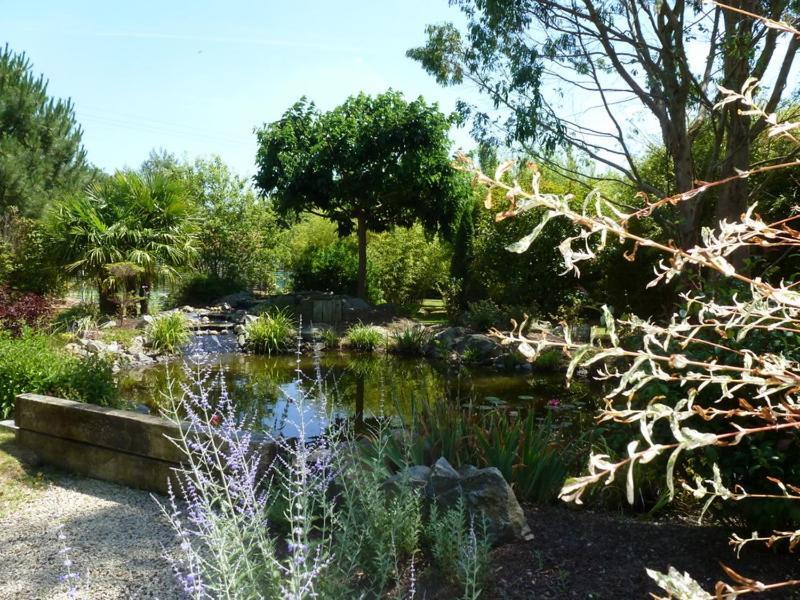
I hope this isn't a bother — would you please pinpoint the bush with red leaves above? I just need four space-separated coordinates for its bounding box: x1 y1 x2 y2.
0 286 51 334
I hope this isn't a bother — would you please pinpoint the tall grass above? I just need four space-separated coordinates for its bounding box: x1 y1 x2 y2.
390 325 431 356
389 398 570 503
146 312 190 353
243 307 296 354
475 412 569 503
344 322 385 352
51 303 102 337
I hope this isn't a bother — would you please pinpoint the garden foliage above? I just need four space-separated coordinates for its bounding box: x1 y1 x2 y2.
161 355 493 599
243 308 296 355
0 329 117 418
146 312 190 354
472 63 800 596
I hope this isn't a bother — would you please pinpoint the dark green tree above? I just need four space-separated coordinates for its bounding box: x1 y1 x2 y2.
450 195 477 307
0 45 89 217
254 90 469 299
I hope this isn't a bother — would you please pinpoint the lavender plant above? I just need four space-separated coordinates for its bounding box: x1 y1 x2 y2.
56 524 89 600
159 360 280 599
426 500 490 600
330 416 424 596
162 326 494 599
460 8 800 593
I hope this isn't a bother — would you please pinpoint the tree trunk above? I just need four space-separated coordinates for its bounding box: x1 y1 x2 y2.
98 281 116 315
139 279 152 315
673 143 699 249
356 214 368 300
715 2 754 269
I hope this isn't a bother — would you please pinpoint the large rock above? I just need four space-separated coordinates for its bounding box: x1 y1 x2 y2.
128 336 145 355
455 334 501 362
342 296 371 312
84 339 109 354
384 464 432 491
429 327 468 351
392 457 532 546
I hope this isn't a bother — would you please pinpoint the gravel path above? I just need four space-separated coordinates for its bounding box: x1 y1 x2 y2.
0 474 180 599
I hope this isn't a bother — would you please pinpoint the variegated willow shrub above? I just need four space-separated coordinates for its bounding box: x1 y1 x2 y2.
459 16 800 594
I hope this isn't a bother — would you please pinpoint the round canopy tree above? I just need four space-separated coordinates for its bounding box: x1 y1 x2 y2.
254 90 468 299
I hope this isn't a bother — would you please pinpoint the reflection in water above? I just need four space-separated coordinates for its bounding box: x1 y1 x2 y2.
119 350 591 436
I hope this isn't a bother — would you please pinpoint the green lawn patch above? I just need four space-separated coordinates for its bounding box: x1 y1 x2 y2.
0 431 46 518
415 298 448 325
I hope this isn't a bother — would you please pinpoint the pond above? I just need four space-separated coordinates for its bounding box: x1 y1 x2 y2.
119 344 596 438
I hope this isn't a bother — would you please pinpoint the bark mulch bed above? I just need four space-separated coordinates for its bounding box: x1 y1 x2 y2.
483 504 800 599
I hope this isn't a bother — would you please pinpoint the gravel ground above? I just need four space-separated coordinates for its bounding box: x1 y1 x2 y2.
0 474 180 599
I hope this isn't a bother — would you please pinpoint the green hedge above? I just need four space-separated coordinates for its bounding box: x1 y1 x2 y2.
0 330 118 418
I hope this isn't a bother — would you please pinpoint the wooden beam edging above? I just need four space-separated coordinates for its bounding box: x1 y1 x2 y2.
13 393 276 495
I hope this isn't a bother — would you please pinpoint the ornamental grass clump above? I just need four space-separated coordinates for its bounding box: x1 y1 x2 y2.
243 307 295 355
463 34 800 596
390 324 431 355
344 322 385 352
146 312 190 354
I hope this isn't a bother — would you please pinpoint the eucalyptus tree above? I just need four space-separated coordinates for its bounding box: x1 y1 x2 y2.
255 90 469 299
0 45 90 217
409 0 799 247
48 170 198 314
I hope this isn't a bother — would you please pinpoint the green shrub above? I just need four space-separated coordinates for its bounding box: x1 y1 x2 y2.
531 348 565 372
368 225 450 308
146 312 191 353
390 325 431 355
344 323 385 352
291 238 366 297
244 308 296 355
168 274 245 308
466 299 505 331
320 327 339 348
436 277 463 324
51 303 102 336
0 330 118 418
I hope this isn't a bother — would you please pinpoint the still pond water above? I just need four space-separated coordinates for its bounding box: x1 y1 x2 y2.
119 347 595 438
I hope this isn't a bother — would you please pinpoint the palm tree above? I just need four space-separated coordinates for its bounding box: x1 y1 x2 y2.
49 170 198 314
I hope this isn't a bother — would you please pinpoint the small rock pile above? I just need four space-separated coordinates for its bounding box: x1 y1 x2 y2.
64 335 158 370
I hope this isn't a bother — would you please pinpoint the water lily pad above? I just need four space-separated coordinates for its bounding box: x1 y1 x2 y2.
517 395 535 401
484 396 505 405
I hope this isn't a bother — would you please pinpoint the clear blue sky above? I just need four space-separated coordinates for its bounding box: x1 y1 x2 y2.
3 1 475 177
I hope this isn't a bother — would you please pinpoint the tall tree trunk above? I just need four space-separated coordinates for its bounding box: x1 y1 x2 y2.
715 1 754 269
673 141 699 249
98 281 116 315
139 278 152 315
356 214 368 300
